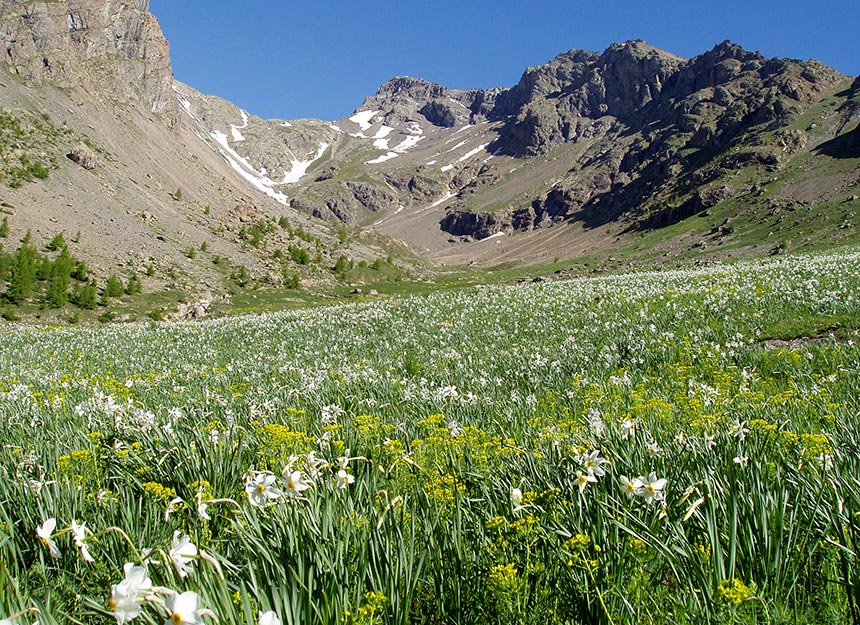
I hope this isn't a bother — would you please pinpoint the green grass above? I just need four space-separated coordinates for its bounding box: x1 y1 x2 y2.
2 249 860 624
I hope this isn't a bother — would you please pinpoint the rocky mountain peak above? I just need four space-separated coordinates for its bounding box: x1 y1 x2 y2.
373 76 448 102
357 75 496 128
0 0 174 120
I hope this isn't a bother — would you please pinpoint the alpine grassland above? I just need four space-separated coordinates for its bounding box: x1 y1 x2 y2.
2 249 860 625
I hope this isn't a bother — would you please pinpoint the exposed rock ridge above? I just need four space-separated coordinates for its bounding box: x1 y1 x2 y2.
0 0 175 121
359 76 502 127
436 40 849 238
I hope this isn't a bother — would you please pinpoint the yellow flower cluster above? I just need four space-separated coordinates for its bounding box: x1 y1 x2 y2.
256 423 316 468
141 481 177 501
489 562 518 586
342 591 387 625
717 578 754 605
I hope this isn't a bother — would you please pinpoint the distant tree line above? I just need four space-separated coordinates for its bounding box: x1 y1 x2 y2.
0 221 140 313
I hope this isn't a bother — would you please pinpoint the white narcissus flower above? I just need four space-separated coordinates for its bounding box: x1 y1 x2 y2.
620 418 636 440
283 470 312 498
510 487 523 507
575 470 598 493
581 450 610 478
109 563 152 625
337 449 351 471
245 472 283 507
36 517 61 559
335 469 355 489
640 472 668 504
164 590 204 625
196 488 210 521
169 531 198 578
620 475 643 499
71 519 95 563
258 611 282 625
728 419 750 440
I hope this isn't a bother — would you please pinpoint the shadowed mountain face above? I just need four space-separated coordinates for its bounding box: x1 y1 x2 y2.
1 1 858 281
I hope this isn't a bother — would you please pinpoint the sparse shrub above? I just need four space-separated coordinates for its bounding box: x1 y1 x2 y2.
103 274 124 299
333 254 353 278
282 269 301 289
289 244 310 265
46 232 65 252
230 265 251 287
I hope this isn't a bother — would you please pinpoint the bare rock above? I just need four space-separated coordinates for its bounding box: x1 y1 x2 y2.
67 142 98 169
0 0 176 120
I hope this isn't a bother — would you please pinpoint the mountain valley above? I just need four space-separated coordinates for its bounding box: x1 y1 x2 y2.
0 0 858 321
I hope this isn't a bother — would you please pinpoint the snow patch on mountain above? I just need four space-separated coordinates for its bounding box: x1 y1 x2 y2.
458 143 490 163
281 143 330 184
349 110 380 133
366 121 425 164
372 125 394 150
211 130 288 204
230 110 249 142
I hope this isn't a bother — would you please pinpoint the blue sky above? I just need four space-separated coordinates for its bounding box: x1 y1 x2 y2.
149 0 860 122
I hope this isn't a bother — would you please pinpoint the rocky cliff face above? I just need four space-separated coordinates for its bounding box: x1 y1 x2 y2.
485 40 842 158
432 40 850 239
360 76 501 127
0 0 174 120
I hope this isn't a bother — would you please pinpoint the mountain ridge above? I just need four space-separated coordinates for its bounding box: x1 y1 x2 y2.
0 0 858 321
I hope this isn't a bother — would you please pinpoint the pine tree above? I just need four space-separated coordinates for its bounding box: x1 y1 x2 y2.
125 275 142 295
73 280 97 310
6 240 37 304
104 274 124 298
46 232 66 252
44 247 74 308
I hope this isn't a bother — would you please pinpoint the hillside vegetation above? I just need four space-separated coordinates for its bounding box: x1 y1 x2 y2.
2 248 860 624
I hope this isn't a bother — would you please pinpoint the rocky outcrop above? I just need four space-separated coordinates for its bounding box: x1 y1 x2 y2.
290 181 399 224
67 141 98 169
0 0 175 120
440 210 505 239
488 39 844 159
419 99 460 128
383 170 449 202
359 76 498 126
490 41 684 156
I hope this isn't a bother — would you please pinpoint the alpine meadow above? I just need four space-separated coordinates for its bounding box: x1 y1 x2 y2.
3 250 860 624
1 1 860 624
